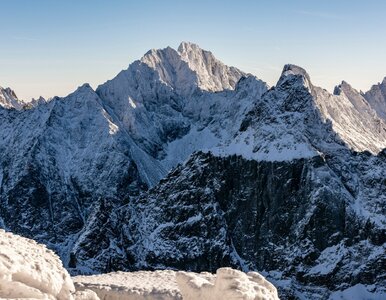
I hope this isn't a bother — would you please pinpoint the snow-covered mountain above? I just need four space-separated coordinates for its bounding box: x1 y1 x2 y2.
0 42 264 266
67 63 386 298
0 43 385 299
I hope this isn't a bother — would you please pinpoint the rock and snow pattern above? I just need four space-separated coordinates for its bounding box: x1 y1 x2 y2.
0 42 385 299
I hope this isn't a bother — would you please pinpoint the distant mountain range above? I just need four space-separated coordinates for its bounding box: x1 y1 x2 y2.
0 42 385 299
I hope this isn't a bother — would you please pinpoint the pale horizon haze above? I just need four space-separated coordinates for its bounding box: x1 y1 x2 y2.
1 0 386 100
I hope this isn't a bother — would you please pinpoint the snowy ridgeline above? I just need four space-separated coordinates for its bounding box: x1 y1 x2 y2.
0 230 279 300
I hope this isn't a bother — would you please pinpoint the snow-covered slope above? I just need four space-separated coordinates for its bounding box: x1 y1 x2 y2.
364 77 386 120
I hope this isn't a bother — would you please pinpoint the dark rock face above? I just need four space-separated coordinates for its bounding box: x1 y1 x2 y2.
71 151 385 298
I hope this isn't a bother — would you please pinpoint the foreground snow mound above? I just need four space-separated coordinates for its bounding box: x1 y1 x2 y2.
74 268 278 300
177 268 279 300
0 229 75 299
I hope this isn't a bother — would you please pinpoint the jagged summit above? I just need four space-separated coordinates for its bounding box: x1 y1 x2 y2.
277 64 313 90
281 64 310 78
0 86 25 109
0 86 46 109
0 87 17 98
177 42 245 92
137 42 245 93
177 41 202 53
333 80 361 97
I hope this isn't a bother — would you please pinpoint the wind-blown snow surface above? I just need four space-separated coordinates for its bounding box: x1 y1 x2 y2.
74 268 279 300
0 229 75 299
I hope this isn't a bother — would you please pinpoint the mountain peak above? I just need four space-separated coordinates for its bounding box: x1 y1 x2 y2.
177 41 203 54
333 80 355 96
76 83 94 92
142 46 176 59
67 83 95 98
177 41 245 92
134 42 245 94
282 64 309 77
1 87 18 99
277 64 312 89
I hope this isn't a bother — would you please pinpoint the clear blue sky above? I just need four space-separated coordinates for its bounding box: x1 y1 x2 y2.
1 0 386 100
